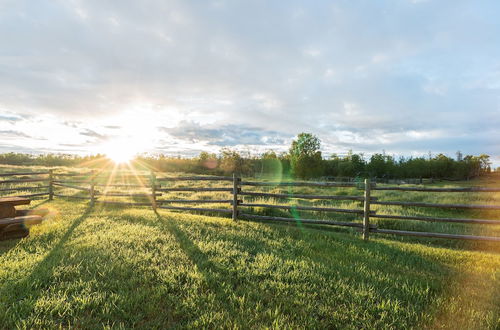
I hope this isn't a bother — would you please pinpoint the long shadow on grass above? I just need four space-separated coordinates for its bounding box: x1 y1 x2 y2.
123 210 498 329
29 199 50 208
0 238 20 256
148 211 454 328
0 205 93 303
153 211 237 306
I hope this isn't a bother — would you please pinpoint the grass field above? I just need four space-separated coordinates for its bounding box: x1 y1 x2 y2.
1 166 500 328
0 201 499 328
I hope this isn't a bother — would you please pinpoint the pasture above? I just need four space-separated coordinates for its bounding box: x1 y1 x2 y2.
0 165 499 328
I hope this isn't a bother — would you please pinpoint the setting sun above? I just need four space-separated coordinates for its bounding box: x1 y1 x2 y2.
106 149 135 164
101 140 138 164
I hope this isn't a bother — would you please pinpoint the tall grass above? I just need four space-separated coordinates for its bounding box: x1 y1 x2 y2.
1 166 500 249
0 199 499 328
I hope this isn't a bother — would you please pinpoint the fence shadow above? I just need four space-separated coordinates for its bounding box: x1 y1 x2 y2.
0 238 21 256
153 211 236 304
0 205 93 302
1 205 483 328
29 199 51 208
148 210 452 328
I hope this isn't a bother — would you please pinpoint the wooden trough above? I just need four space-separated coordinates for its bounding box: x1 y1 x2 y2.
0 197 49 241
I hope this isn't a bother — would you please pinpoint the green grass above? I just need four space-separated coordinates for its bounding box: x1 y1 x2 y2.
1 199 499 328
1 167 500 327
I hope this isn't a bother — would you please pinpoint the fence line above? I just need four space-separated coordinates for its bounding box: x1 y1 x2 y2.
158 205 233 214
238 203 369 215
53 182 92 191
1 169 499 243
363 178 371 241
53 180 90 184
371 214 500 225
150 171 157 211
239 191 375 201
0 171 50 177
158 175 233 181
240 181 358 187
372 186 500 192
371 201 500 210
0 186 50 192
158 199 233 204
0 178 50 184
0 171 51 201
158 187 233 192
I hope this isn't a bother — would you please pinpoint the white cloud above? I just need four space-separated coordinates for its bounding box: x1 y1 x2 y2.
0 0 499 165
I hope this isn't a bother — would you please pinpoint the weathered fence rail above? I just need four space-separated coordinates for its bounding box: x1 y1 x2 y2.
0 186 50 192
158 187 233 192
1 169 499 243
372 186 500 192
238 203 370 215
0 171 51 200
158 176 233 181
0 171 49 177
238 191 376 201
371 201 500 210
240 181 359 187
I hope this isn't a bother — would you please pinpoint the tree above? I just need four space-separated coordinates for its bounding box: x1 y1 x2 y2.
335 150 365 177
219 148 251 175
197 151 218 170
289 133 324 179
259 150 282 177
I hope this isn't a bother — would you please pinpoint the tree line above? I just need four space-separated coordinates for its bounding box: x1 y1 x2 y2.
0 133 493 180
0 153 106 167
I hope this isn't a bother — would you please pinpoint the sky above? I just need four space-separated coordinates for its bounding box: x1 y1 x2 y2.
1 0 499 165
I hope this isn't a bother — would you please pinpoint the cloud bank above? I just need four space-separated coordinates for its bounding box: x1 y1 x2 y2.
0 0 499 164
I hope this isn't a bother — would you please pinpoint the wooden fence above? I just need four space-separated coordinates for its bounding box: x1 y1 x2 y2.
1 170 499 242
0 170 52 199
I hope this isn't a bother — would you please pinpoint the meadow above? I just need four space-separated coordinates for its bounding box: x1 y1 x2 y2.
0 165 499 328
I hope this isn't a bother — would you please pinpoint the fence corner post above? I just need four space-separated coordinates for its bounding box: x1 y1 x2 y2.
363 178 371 241
150 171 157 211
48 169 54 201
90 169 96 206
232 173 240 221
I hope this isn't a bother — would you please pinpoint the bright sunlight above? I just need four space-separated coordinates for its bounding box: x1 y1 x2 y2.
101 139 139 163
98 109 163 163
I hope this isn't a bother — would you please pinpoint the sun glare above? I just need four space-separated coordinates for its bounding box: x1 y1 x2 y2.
106 149 135 164
101 140 138 164
97 109 166 164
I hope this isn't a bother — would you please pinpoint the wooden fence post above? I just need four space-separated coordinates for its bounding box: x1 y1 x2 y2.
232 173 240 221
363 178 371 241
150 171 157 211
48 169 54 201
90 170 96 206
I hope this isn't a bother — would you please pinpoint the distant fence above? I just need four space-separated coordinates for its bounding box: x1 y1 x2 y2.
320 176 430 185
0 171 51 199
1 170 499 243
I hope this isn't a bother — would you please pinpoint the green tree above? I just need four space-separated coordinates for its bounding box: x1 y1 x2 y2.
259 150 283 177
289 133 324 179
219 148 251 175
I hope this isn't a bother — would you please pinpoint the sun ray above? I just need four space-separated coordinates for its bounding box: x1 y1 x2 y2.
125 161 153 204
77 156 110 169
